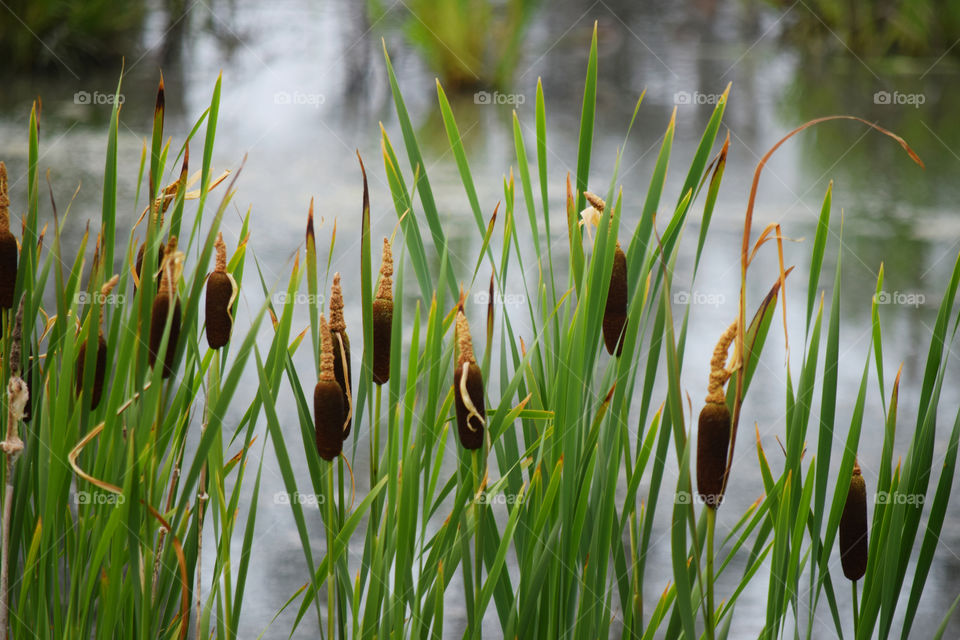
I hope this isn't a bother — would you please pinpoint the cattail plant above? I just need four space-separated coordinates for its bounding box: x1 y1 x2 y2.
0 162 18 309
135 147 186 291
697 321 737 509
148 237 184 378
839 460 868 581
76 275 119 409
329 272 352 437
205 232 237 349
453 297 485 450
372 238 393 385
314 314 344 461
583 192 628 356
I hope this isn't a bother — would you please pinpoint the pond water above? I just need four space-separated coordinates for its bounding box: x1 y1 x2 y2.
2 0 960 637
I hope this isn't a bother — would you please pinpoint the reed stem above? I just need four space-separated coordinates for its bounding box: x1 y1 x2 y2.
852 580 859 636
705 507 717 640
326 463 336 640
1 374 27 640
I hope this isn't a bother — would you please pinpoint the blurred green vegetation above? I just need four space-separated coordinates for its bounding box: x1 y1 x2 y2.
369 0 540 89
767 0 960 58
0 0 146 70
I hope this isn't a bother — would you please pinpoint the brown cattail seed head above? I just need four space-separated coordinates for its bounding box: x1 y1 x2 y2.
602 242 628 356
0 162 18 309
839 461 868 581
696 321 737 509
696 401 731 509
149 238 184 378
454 306 485 450
330 273 352 437
75 275 119 408
372 238 393 385
205 232 237 349
136 240 165 292
314 314 344 461
76 335 108 409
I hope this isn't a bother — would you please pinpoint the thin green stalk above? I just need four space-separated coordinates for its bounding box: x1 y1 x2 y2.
705 507 717 640
852 580 859 637
472 451 482 617
326 463 336 640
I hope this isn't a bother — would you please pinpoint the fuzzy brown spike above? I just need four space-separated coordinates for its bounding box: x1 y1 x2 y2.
697 321 738 509
839 460 868 581
706 321 737 404
602 242 628 356
0 162 17 309
0 162 9 232
583 191 605 213
328 273 352 436
98 275 120 332
372 239 393 385
330 273 345 332
314 313 344 461
453 304 485 450
455 308 477 368
205 233 236 349
214 232 227 273
159 144 188 217
319 314 335 383
149 238 184 378
376 238 393 300
157 237 182 297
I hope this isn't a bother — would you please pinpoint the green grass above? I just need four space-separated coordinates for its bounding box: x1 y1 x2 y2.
2 22 959 640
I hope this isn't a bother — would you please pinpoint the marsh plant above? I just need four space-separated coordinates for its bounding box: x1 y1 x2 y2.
0 22 958 640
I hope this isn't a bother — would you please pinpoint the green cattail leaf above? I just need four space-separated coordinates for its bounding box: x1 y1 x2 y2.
805 182 832 332
435 80 487 238
382 42 457 299
574 21 598 216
